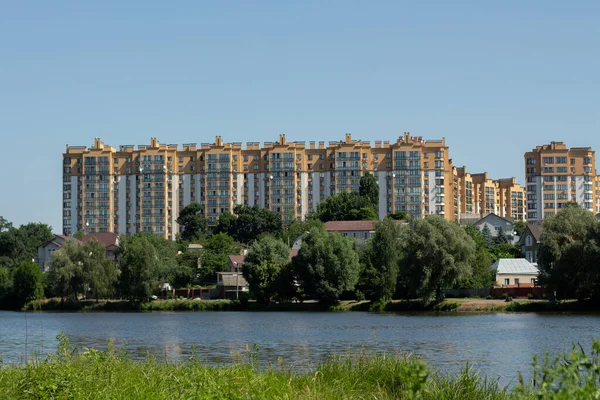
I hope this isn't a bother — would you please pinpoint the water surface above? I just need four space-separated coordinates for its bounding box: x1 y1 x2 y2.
1 311 598 386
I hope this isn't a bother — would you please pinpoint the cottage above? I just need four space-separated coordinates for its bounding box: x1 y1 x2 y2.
323 220 406 240
82 232 119 261
217 272 249 299
492 258 539 287
36 235 79 271
474 213 515 239
519 225 541 264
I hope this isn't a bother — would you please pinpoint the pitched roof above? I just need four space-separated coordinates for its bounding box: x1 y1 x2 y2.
518 224 542 246
475 213 514 226
324 220 377 232
218 272 249 287
228 255 245 266
82 232 119 248
491 258 539 275
38 234 80 249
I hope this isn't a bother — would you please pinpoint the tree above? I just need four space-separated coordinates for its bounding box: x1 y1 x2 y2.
494 227 510 245
197 233 240 282
399 216 475 304
280 219 324 248
293 227 360 304
313 192 376 222
216 205 282 244
12 261 44 307
0 216 12 233
47 239 118 301
537 205 599 299
489 243 520 260
118 235 163 301
514 220 527 237
84 239 119 300
387 211 408 221
177 202 208 242
360 219 403 301
359 173 379 211
0 221 53 269
73 231 85 240
481 225 493 248
243 236 290 303
0 266 13 308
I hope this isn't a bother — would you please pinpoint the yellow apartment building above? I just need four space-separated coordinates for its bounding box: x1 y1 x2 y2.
63 133 461 238
524 142 597 224
454 167 525 222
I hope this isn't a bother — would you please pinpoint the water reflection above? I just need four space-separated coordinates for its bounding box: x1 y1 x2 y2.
1 311 600 385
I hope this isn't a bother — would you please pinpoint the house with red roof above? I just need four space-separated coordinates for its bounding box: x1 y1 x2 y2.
82 232 120 261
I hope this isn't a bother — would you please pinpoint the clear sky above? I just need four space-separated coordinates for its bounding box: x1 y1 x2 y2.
1 1 598 231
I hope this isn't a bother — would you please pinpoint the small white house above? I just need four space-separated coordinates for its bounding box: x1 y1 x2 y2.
491 258 539 287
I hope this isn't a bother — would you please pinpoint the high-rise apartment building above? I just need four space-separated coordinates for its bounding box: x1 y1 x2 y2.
63 133 460 238
454 167 525 222
524 141 597 223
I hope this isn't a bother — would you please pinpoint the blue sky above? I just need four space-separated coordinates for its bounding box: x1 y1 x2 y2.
1 1 598 231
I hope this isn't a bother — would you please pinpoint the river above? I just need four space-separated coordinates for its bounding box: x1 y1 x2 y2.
1 311 599 385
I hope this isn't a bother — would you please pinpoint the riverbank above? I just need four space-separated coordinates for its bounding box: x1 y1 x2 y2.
1 336 599 399
20 297 600 313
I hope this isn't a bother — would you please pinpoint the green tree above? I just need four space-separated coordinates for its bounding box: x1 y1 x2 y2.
489 243 520 260
177 202 208 242
314 192 376 222
280 219 324 247
48 239 118 301
293 227 360 304
514 220 527 237
47 239 86 299
360 219 403 301
0 221 53 269
387 211 409 221
243 236 290 303
359 172 379 210
537 205 599 299
73 231 85 240
12 261 44 307
399 216 475 304
481 225 493 248
0 266 13 308
196 233 240 282
118 235 163 302
465 225 486 250
494 227 510 244
216 205 283 244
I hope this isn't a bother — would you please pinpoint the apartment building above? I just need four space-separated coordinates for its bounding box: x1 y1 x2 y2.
63 133 460 238
524 142 597 223
454 167 526 222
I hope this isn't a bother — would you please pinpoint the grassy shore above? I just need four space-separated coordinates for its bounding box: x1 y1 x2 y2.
2 335 600 399
21 297 600 313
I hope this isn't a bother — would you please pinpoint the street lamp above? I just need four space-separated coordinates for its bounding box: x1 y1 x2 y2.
233 261 239 300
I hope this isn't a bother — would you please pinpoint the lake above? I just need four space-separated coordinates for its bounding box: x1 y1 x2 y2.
1 311 599 385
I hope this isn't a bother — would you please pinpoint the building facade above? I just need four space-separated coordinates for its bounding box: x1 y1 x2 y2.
524 142 597 224
63 133 526 239
455 167 526 222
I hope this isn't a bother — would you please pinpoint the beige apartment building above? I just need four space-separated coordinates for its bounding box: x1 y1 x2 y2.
63 133 461 238
454 167 526 222
63 133 529 239
524 142 597 224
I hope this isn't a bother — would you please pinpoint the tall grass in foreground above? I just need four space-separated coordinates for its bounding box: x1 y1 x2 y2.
1 335 599 399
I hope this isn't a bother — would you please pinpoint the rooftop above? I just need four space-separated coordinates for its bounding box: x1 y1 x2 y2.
324 220 405 232
492 258 539 275
82 232 119 248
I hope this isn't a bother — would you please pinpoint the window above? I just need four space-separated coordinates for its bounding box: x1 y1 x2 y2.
525 236 532 246
526 158 536 165
504 278 510 286
514 278 520 285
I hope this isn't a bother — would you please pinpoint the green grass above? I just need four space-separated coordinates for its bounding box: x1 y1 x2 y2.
3 335 600 399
